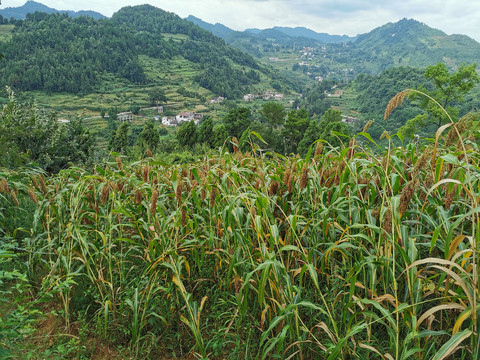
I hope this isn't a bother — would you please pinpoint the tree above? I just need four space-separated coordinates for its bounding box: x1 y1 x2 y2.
281 108 309 154
148 88 167 106
297 121 320 156
49 118 95 172
177 120 197 148
0 88 94 171
420 62 479 128
108 107 118 121
224 107 251 139
130 104 141 115
319 108 342 125
318 108 349 147
0 90 57 168
109 122 130 154
260 102 286 131
136 121 160 154
198 117 214 147
212 124 228 148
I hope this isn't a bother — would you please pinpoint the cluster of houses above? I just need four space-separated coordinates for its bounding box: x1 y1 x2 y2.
161 112 204 127
243 90 284 102
117 106 164 122
114 106 205 127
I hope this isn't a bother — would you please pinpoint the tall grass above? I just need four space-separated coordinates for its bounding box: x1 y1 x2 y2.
2 99 480 358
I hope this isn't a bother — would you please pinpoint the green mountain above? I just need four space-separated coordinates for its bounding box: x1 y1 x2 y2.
247 26 355 43
185 15 234 39
0 5 288 99
186 16 480 82
349 18 480 71
0 0 106 20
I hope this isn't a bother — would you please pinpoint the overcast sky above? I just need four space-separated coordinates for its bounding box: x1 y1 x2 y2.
3 0 480 42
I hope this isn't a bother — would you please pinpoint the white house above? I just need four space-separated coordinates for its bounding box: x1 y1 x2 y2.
117 112 133 122
210 96 225 103
176 112 195 123
161 116 177 126
243 94 256 102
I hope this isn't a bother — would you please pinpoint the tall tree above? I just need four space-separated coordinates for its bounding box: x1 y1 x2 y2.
211 124 228 148
148 87 167 106
198 117 214 147
177 120 197 148
420 62 479 128
260 102 286 130
136 121 160 154
0 88 94 171
224 107 251 139
109 122 130 154
281 108 309 154
318 108 349 147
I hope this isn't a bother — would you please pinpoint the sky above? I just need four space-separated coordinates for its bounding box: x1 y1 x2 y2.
3 0 480 42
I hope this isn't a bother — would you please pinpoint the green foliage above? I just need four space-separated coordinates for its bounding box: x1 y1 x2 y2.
0 88 94 172
198 117 214 147
397 114 428 140
109 121 130 154
297 120 320 155
418 62 479 127
317 108 350 147
3 126 479 358
0 5 277 99
211 124 228 148
148 87 167 106
353 67 427 139
281 108 309 154
176 120 197 148
136 121 160 154
224 107 251 139
259 102 286 130
129 104 141 115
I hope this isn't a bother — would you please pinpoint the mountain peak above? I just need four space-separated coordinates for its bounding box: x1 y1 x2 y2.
0 1 106 20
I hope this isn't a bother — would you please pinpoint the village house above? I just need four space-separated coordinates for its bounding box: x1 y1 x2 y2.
262 90 276 100
262 90 284 101
161 116 177 126
210 96 225 104
176 112 195 123
117 112 133 122
243 94 256 102
161 112 203 126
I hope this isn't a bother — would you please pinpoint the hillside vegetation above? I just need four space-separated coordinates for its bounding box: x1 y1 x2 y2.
1 110 480 358
0 5 287 99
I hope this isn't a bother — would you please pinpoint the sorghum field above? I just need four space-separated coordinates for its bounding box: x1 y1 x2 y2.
1 100 480 359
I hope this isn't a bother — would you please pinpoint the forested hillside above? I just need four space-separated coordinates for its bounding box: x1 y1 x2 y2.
350 65 480 139
0 5 286 99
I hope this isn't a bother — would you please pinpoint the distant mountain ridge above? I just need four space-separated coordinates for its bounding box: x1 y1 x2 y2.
185 15 234 39
246 26 356 43
185 15 355 44
0 1 106 20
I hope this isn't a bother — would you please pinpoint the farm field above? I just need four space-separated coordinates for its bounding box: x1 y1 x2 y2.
1 115 479 358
